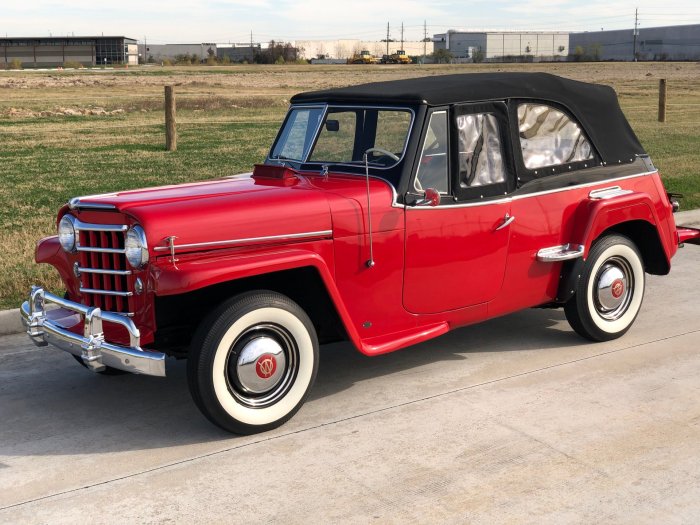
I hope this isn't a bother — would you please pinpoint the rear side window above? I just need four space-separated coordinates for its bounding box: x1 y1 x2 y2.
456 113 506 187
517 104 594 170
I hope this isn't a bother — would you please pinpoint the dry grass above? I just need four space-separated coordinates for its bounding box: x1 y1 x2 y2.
0 62 698 309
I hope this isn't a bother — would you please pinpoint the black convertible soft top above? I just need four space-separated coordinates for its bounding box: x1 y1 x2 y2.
291 72 645 165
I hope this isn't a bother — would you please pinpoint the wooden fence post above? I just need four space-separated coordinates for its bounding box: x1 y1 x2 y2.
658 79 667 123
165 85 177 151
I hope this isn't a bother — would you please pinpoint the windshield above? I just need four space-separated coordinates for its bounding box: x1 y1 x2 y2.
270 106 413 168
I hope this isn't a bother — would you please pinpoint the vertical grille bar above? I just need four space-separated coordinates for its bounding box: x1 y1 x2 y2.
100 232 113 311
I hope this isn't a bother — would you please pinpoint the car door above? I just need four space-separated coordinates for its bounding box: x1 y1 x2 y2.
403 103 516 314
497 101 601 311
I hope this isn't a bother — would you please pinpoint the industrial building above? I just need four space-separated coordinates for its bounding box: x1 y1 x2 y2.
0 36 138 67
295 40 427 60
216 43 261 63
146 43 218 62
433 30 569 61
569 24 700 61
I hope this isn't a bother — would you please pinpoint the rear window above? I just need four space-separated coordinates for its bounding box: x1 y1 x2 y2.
517 104 594 170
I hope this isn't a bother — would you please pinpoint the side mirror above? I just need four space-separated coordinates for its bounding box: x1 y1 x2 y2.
325 119 339 132
415 188 441 207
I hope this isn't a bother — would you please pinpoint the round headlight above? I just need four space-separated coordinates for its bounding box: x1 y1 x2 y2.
125 226 149 268
58 215 77 253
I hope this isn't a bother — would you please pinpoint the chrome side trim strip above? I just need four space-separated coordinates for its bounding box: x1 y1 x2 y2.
78 267 132 276
588 186 634 200
153 229 333 253
536 244 585 262
80 287 134 297
400 170 656 210
77 246 126 255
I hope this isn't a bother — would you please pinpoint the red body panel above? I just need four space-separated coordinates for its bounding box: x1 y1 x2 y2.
37 166 682 356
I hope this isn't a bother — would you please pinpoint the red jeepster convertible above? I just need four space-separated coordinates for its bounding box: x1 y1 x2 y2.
21 73 700 433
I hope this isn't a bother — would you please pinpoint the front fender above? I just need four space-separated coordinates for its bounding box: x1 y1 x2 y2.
151 241 364 351
35 235 79 298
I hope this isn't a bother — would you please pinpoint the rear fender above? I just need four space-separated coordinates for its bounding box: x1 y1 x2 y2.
571 191 673 263
556 191 672 303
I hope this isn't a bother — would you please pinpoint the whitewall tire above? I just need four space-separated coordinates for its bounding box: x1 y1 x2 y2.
188 291 319 434
565 234 645 342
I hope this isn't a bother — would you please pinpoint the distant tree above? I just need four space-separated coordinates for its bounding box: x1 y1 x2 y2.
589 43 602 61
334 43 347 60
255 40 301 64
432 48 453 64
572 45 586 62
472 48 485 63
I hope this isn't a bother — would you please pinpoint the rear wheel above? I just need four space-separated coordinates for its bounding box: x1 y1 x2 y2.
187 291 319 434
565 234 645 341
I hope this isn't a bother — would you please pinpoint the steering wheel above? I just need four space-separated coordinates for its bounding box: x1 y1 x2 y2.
363 147 400 166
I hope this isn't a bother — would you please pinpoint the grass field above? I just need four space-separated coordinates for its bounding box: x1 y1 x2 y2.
1 62 698 310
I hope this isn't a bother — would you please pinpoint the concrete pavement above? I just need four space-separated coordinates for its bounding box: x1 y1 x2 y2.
0 246 699 523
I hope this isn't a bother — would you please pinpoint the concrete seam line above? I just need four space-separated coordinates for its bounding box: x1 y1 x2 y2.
2 327 698 512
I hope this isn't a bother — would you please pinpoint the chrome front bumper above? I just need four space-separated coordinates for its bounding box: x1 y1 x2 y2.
20 287 165 377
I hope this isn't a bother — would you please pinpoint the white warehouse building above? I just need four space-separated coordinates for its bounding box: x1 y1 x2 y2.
433 30 569 61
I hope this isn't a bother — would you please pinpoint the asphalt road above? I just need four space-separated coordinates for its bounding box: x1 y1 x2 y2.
1 246 699 524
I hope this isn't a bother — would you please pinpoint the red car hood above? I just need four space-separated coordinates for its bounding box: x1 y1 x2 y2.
72 170 398 256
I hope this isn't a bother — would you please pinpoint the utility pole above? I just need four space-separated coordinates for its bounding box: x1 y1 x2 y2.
423 20 427 63
400 22 404 51
144 35 147 65
386 22 390 56
632 8 639 62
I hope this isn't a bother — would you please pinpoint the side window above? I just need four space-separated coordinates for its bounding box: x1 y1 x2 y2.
517 104 594 170
457 113 506 187
309 110 357 163
376 111 412 158
415 111 449 193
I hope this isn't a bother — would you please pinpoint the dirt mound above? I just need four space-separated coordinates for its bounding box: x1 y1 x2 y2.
5 106 125 118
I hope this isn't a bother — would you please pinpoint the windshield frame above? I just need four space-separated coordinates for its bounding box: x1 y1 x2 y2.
267 103 416 171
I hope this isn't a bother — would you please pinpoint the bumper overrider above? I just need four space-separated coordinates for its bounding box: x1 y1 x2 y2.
20 287 165 376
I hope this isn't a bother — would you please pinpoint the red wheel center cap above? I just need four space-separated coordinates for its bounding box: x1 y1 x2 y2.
255 354 277 379
611 279 624 299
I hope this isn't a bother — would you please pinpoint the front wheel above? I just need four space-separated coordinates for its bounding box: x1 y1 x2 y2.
565 234 645 342
187 291 319 434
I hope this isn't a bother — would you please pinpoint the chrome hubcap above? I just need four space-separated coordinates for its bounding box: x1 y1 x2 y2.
594 256 634 321
225 324 298 408
236 337 287 394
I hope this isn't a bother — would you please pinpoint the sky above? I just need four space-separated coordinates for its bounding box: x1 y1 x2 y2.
1 0 699 44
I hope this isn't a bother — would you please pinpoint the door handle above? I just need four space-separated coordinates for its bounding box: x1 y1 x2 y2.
495 213 515 231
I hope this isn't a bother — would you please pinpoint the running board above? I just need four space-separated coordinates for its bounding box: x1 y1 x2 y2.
536 244 585 262
677 227 700 246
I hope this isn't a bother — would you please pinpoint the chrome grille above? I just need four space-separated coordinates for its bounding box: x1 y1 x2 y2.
75 221 134 315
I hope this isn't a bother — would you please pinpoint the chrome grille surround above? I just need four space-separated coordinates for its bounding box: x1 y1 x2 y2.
73 218 134 316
